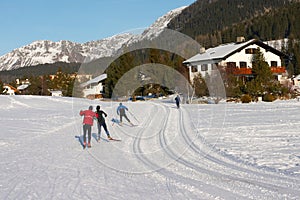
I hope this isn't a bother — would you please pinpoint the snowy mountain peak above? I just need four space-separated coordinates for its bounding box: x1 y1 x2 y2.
0 34 134 71
149 6 187 29
124 6 187 45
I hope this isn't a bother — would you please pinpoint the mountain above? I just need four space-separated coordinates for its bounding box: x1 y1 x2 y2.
0 34 133 71
0 6 187 72
127 6 187 44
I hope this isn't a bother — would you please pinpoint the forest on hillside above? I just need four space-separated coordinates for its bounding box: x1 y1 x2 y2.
0 62 80 82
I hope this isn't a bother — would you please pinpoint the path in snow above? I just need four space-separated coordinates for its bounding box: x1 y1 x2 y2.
0 96 299 199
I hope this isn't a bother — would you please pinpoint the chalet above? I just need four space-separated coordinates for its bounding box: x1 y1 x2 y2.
2 84 18 95
16 79 30 94
81 74 107 99
183 38 287 82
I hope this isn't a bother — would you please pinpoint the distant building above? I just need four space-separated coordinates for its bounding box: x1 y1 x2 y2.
2 84 18 95
291 75 300 94
49 90 63 97
16 78 30 94
293 75 300 87
80 74 107 99
183 38 287 82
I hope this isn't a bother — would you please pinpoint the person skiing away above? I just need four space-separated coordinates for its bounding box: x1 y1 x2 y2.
79 105 97 148
95 105 112 141
117 102 133 126
175 94 180 109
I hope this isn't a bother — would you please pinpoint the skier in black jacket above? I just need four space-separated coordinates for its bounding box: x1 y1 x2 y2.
95 105 112 141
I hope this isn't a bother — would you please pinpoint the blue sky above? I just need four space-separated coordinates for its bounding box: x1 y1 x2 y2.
0 0 196 56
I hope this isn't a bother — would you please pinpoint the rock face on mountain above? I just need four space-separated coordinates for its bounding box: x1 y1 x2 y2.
0 34 134 71
0 6 187 71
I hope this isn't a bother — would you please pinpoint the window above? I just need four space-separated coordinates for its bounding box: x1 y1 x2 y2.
245 48 258 54
191 65 198 72
271 61 278 67
239 62 247 68
201 64 208 71
227 62 236 68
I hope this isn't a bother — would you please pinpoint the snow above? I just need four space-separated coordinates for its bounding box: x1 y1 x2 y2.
0 95 299 199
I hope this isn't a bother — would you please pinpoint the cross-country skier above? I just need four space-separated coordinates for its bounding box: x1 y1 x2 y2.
175 94 180 109
79 105 97 148
95 105 112 141
117 103 133 126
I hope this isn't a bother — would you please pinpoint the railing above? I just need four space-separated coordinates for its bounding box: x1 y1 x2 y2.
226 66 286 75
270 66 286 74
226 68 252 75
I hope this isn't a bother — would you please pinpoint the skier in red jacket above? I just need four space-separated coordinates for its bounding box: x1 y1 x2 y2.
79 105 97 148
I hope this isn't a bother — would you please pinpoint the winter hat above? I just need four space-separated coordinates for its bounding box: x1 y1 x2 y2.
89 105 93 110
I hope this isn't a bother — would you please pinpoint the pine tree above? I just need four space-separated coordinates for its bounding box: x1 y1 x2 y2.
192 73 209 97
245 48 283 99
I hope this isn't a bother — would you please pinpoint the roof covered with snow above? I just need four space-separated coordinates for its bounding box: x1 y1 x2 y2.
17 84 29 90
183 39 286 65
80 73 107 88
294 74 300 80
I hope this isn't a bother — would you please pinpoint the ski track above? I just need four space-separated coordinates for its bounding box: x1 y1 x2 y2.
131 102 246 199
177 106 299 199
1 96 300 199
130 101 299 199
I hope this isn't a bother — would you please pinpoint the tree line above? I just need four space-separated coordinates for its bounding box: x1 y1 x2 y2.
1 68 76 97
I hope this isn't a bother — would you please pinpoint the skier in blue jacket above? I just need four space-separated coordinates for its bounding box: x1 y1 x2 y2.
175 95 180 109
117 103 133 126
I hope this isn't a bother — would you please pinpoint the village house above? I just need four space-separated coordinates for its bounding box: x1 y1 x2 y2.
16 78 30 94
291 74 300 94
2 84 18 95
183 37 287 83
49 90 63 97
80 74 107 99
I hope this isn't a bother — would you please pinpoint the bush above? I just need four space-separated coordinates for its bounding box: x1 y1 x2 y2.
241 94 252 103
263 93 275 102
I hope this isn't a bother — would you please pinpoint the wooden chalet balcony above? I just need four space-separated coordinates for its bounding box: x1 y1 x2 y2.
226 68 252 75
226 66 286 75
270 66 286 74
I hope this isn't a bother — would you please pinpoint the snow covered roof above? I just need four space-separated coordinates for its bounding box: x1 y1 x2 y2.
183 39 286 65
17 84 29 90
3 84 18 91
80 73 107 88
294 74 300 80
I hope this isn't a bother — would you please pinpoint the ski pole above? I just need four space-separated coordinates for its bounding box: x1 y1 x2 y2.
128 110 140 123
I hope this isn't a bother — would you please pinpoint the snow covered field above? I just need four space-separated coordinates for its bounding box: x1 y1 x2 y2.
0 95 299 199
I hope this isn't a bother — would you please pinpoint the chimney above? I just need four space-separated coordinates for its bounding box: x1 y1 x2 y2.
236 36 245 43
200 47 206 54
